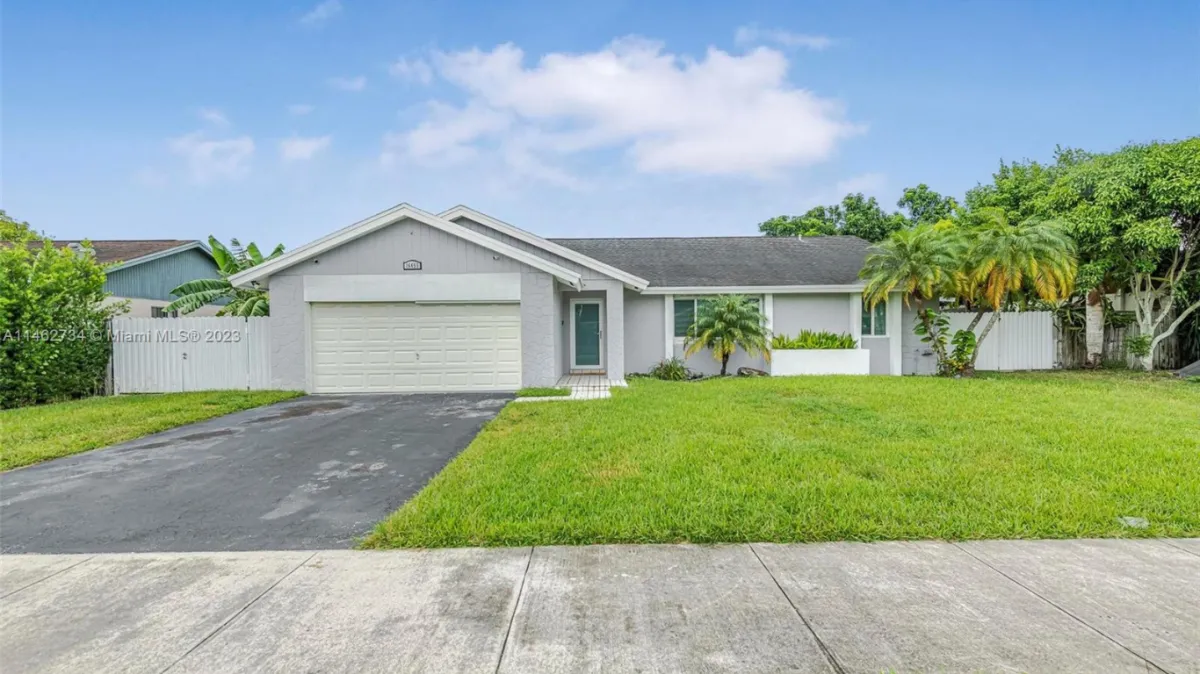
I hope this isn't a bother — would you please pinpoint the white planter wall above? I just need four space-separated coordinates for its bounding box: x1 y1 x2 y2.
770 349 871 376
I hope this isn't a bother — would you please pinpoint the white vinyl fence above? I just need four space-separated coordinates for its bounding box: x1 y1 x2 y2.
948 311 1055 371
905 311 1057 374
110 317 272 393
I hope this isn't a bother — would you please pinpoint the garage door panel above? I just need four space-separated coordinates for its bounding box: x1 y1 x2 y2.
311 302 521 393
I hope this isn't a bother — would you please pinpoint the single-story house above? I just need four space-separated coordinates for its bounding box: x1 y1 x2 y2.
57 239 223 317
231 203 908 393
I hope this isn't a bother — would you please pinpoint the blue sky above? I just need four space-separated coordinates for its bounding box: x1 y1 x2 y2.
4 0 1196 248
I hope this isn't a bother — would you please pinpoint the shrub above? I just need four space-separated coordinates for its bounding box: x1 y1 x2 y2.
0 219 120 408
771 330 858 350
647 357 690 381
1126 334 1152 360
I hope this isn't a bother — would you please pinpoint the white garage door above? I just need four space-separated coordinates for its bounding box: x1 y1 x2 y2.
310 302 521 393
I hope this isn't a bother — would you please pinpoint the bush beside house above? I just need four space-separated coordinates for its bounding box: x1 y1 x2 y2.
1 212 120 408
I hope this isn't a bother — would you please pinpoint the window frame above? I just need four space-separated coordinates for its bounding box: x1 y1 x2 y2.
673 296 761 339
861 299 888 337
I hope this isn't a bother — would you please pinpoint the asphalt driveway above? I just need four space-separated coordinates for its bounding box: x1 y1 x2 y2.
0 393 510 553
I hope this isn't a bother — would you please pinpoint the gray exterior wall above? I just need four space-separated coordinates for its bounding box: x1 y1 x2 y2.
268 217 559 390
862 336 892 374
902 300 938 375
269 275 306 390
624 292 666 374
104 248 220 301
771 293 852 337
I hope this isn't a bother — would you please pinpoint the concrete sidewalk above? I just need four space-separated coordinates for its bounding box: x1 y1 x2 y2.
2 539 1197 673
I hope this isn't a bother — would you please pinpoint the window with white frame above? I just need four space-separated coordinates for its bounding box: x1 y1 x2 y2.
673 297 760 338
862 299 887 336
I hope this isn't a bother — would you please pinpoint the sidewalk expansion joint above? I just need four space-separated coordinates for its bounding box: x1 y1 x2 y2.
950 542 1169 674
493 546 535 674
748 543 846 674
158 550 319 674
0 555 96 600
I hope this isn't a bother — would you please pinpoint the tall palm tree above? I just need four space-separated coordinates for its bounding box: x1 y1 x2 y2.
961 208 1076 366
859 224 962 364
165 236 285 317
683 295 771 376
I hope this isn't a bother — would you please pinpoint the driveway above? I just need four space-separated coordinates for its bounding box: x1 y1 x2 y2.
0 393 510 553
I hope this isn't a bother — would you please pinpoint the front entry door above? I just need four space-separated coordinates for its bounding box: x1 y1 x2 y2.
571 299 604 370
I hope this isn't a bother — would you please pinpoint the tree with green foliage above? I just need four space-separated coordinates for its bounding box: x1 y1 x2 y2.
897 184 959 226
958 208 1076 368
683 295 771 376
0 213 119 408
759 193 907 242
860 225 961 369
861 210 1076 375
1047 138 1200 370
165 236 285 317
0 210 39 242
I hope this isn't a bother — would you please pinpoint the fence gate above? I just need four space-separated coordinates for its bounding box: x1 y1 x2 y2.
110 317 272 393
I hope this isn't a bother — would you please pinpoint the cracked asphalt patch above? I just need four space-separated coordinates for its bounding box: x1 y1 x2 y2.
0 393 510 553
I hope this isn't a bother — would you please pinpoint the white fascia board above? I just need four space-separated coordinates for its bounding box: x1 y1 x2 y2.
640 284 866 295
229 203 583 289
438 205 650 291
104 241 212 272
303 273 521 303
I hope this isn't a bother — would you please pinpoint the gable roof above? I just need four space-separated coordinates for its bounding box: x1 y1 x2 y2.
550 236 871 290
438 206 650 291
228 203 583 289
54 240 212 269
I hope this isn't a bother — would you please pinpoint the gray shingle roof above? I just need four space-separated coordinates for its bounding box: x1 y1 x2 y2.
549 236 871 288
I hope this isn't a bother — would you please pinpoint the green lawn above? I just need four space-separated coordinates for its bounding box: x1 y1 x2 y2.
515 387 571 398
365 372 1200 548
0 390 303 471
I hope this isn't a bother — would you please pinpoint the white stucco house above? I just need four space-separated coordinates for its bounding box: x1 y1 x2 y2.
230 203 906 394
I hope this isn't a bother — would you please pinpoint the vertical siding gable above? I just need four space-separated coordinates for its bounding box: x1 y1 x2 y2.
275 217 537 276
104 248 221 301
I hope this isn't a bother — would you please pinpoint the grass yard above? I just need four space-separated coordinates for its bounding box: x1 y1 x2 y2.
0 390 303 471
515 387 571 398
365 372 1200 548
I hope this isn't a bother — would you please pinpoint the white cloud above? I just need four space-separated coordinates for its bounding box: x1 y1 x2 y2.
328 75 366 92
836 172 887 195
300 0 342 26
280 135 332 161
198 108 229 126
288 103 315 116
734 25 833 51
389 56 433 84
169 132 255 182
384 38 860 180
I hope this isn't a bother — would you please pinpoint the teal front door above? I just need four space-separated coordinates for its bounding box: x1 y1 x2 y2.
572 301 603 369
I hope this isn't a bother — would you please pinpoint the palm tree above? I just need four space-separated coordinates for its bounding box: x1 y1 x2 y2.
961 208 1076 367
683 295 771 376
165 236 285 317
859 224 962 364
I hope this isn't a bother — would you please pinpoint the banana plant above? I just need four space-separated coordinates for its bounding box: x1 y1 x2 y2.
165 236 284 316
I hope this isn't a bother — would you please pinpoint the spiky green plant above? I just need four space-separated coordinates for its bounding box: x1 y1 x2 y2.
771 330 858 350
683 295 771 376
165 236 285 317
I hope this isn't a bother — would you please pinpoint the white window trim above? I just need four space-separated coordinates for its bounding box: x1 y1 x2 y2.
569 297 606 370
862 298 889 337
671 295 763 340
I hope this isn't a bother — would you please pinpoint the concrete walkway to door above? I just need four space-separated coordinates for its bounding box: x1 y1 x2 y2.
2 538 1196 673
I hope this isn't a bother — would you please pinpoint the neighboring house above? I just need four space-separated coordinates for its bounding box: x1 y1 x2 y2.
230 203 905 394
57 240 222 317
